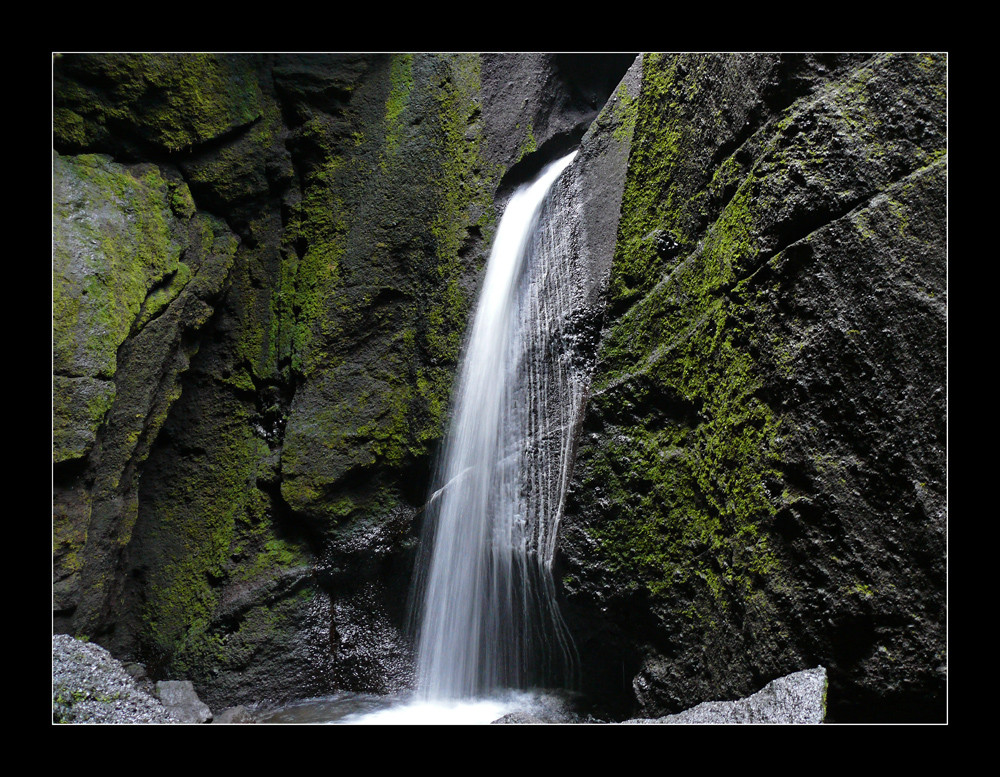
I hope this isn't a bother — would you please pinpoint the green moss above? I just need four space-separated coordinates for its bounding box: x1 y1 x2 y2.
174 585 315 681
132 262 192 332
584 53 945 622
516 119 537 162
708 153 743 203
272 55 500 527
356 352 416 468
231 486 310 582
53 105 91 147
53 501 89 577
169 180 196 219
414 366 452 446
383 53 414 163
581 55 783 612
52 376 118 463
52 154 196 464
139 398 262 665
276 153 348 378
54 53 264 152
142 412 314 677
53 683 123 723
611 79 639 143
847 582 875 599
426 53 492 366
608 55 692 307
53 155 184 380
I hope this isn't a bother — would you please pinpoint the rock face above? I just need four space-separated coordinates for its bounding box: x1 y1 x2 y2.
556 53 946 723
52 53 635 710
52 52 946 723
53 150 238 636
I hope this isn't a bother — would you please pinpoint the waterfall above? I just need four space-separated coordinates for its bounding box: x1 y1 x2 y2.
412 152 584 701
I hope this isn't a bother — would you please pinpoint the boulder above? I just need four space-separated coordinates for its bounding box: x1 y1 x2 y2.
625 667 827 724
155 680 213 724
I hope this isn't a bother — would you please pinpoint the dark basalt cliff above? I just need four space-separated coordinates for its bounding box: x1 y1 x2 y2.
52 52 946 722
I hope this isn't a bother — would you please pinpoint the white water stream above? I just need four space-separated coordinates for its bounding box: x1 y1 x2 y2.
264 152 586 724
411 151 583 702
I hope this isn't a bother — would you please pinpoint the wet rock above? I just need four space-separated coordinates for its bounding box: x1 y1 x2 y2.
214 705 257 724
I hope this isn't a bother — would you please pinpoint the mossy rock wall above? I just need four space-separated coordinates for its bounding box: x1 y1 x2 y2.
53 147 238 635
556 52 947 722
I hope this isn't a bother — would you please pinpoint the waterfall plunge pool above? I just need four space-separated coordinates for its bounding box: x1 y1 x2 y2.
258 688 583 724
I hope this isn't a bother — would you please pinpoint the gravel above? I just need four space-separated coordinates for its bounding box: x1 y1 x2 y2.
52 634 179 724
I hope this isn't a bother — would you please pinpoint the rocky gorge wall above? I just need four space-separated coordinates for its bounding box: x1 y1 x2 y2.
556 52 947 723
52 52 946 723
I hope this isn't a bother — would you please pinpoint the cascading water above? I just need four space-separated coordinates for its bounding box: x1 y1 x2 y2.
260 151 591 725
410 151 585 703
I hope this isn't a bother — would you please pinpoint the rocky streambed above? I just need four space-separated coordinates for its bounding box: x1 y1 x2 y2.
52 634 826 724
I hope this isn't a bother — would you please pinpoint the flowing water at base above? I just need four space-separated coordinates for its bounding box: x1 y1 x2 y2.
259 689 576 724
